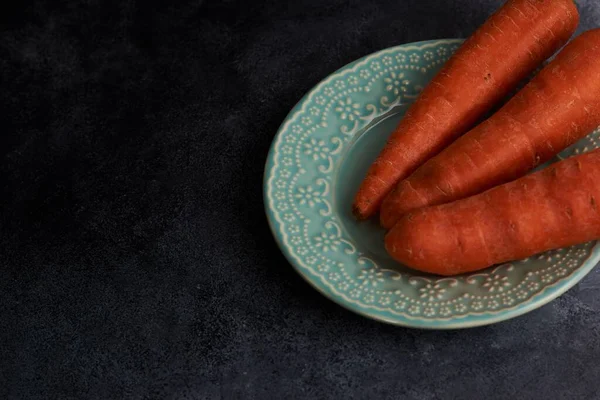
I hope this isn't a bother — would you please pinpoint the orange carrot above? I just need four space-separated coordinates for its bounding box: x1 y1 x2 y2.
352 0 579 220
385 149 600 276
380 29 600 229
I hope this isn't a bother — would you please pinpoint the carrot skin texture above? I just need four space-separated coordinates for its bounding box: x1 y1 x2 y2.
352 0 579 220
380 28 600 229
385 150 600 276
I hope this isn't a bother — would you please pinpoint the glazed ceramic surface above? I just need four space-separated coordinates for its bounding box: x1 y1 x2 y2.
263 39 600 329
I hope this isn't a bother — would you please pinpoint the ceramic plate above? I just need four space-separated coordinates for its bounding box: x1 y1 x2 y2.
263 39 600 329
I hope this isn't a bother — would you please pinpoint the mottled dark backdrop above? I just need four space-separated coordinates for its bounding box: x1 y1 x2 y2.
1 0 599 399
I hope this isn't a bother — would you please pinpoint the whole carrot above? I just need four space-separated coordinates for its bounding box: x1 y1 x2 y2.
380 29 600 229
352 0 579 220
385 149 600 276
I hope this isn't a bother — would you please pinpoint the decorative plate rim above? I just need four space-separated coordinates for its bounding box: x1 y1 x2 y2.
263 38 600 329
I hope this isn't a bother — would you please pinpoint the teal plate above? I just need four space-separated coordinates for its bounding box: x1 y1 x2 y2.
263 39 600 329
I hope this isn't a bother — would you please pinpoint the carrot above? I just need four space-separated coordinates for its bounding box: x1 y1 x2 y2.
380 28 600 229
352 0 579 220
385 149 600 276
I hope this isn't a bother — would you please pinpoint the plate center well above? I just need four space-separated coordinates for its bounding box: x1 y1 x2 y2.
333 105 417 275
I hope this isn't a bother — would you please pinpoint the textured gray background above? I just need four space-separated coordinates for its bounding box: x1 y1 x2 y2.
1 0 600 399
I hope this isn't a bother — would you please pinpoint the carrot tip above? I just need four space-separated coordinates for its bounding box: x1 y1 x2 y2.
352 203 368 220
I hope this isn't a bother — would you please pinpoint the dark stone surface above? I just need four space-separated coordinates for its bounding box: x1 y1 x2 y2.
1 0 599 398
